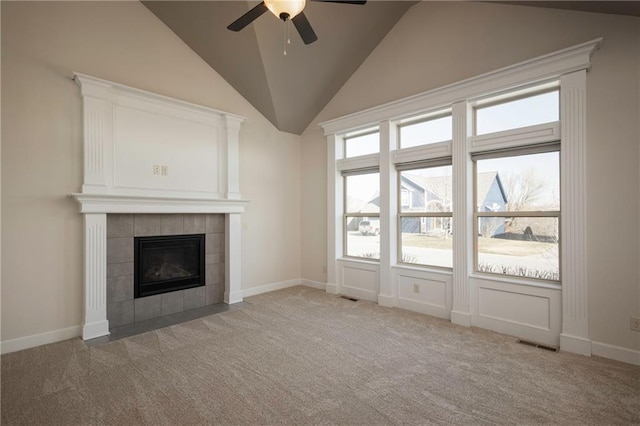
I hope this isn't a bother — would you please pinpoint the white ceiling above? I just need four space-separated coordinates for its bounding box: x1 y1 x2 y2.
143 1 640 135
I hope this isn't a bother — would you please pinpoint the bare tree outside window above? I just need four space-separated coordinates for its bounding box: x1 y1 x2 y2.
475 151 560 281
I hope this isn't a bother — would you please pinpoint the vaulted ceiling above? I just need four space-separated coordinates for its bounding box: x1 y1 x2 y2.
143 1 415 134
143 1 640 135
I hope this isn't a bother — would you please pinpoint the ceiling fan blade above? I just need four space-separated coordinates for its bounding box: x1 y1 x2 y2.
227 2 268 32
292 12 318 45
311 0 367 4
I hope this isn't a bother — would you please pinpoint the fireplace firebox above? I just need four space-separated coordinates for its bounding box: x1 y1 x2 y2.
134 234 205 298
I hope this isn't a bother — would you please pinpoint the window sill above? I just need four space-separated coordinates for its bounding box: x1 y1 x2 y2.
393 264 453 276
338 257 380 266
469 273 561 290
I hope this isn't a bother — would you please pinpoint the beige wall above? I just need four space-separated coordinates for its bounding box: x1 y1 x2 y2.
2 0 639 355
302 2 640 351
1 1 301 342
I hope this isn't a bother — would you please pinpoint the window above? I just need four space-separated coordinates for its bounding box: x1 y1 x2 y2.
344 128 379 158
400 189 410 208
398 163 452 268
325 40 597 349
475 89 559 135
473 149 560 281
398 112 452 149
344 171 380 259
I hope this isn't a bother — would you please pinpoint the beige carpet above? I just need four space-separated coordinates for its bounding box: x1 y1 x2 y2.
2 286 639 425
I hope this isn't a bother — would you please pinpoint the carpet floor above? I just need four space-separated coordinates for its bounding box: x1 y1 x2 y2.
1 286 639 425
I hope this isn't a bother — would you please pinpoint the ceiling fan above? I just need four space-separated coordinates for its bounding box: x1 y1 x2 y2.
227 0 367 45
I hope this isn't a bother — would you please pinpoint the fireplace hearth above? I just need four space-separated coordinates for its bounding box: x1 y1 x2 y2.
134 234 205 298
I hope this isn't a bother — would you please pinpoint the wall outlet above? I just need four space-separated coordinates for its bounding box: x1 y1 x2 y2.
413 283 420 294
152 165 161 175
161 165 169 176
631 316 640 332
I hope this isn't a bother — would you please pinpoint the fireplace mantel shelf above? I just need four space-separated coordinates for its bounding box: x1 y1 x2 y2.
71 193 250 214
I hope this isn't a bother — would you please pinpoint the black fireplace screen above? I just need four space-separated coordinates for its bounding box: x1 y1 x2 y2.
134 234 205 298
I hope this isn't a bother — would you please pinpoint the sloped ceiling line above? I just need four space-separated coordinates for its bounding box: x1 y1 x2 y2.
143 1 639 135
144 0 416 134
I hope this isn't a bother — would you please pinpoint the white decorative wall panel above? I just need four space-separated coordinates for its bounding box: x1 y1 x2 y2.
113 105 219 195
73 72 244 200
340 261 379 302
478 288 550 330
472 277 561 347
396 268 451 319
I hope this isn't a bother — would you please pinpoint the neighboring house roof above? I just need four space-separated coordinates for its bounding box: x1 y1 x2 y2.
402 174 452 204
360 202 381 213
354 172 507 211
402 171 507 205
347 190 381 213
476 172 508 205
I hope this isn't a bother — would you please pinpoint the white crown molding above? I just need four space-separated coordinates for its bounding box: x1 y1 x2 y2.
73 73 246 123
320 38 601 135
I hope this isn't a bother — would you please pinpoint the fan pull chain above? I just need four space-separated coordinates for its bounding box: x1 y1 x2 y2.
283 20 292 56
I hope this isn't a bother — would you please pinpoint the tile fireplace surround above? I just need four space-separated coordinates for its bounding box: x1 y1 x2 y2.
106 213 225 328
71 73 249 340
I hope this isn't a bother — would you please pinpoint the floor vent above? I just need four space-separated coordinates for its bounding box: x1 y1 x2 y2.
339 296 359 302
517 339 559 352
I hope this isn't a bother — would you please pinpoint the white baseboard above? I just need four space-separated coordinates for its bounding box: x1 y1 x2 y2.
241 279 302 298
397 298 450 320
378 294 395 307
5 288 637 368
340 285 378 303
560 333 592 357
325 283 339 294
1 325 81 355
592 341 640 366
451 310 472 327
300 279 326 290
225 290 244 304
82 320 110 340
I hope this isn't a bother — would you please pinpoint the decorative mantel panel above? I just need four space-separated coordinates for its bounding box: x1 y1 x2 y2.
71 73 249 340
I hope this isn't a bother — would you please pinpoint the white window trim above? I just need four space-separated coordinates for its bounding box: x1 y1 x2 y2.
323 38 601 357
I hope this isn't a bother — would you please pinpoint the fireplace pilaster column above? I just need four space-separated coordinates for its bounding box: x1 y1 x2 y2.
82 213 110 339
225 213 243 303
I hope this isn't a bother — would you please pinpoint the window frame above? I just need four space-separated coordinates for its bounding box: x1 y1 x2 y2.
473 86 560 136
343 127 380 159
322 38 599 354
397 110 453 150
472 146 561 282
343 169 381 261
397 161 453 269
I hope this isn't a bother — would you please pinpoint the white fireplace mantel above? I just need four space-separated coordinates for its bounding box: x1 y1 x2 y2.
71 193 249 214
71 73 249 340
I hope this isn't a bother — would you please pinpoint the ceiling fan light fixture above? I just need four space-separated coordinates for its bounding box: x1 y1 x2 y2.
264 0 306 21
